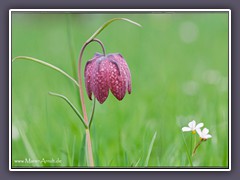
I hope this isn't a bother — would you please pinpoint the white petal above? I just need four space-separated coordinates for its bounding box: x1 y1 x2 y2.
196 128 202 137
202 128 209 135
188 120 196 129
182 127 191 132
195 123 204 129
205 134 212 139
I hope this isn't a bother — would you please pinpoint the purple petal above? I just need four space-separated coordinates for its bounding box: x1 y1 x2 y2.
112 53 132 94
84 52 132 104
91 58 110 104
107 54 128 101
84 54 101 100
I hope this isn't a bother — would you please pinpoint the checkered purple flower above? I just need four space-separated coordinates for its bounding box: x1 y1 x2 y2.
84 53 131 104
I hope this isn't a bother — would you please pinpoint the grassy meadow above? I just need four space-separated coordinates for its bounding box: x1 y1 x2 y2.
11 12 229 168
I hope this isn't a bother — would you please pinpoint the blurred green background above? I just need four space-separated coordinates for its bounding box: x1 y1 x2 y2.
11 12 229 168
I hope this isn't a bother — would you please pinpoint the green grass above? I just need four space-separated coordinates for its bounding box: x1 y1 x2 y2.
11 12 229 168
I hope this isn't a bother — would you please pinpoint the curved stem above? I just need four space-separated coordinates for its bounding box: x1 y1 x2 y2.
192 139 203 156
77 18 140 167
78 38 106 167
78 38 105 123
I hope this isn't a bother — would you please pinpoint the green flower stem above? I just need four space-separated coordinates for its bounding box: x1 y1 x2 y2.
194 133 197 149
78 18 140 125
48 92 88 129
78 18 141 167
85 128 93 166
181 133 193 167
88 97 96 129
192 139 203 156
12 56 79 87
191 133 193 157
13 18 142 168
77 38 105 124
77 38 105 167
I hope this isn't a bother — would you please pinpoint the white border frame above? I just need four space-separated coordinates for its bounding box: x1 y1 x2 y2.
9 9 231 171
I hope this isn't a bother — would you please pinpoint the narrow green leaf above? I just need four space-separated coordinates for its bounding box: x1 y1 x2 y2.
48 91 88 129
144 131 157 167
12 56 79 87
87 18 142 43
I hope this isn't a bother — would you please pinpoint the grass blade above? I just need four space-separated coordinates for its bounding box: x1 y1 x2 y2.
78 133 86 166
133 157 141 167
12 56 79 87
87 18 142 43
18 128 40 167
48 91 88 129
64 130 71 166
124 151 129 166
144 131 157 167
181 132 193 166
71 135 76 166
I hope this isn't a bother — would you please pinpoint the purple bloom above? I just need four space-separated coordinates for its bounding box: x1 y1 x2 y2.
84 53 132 104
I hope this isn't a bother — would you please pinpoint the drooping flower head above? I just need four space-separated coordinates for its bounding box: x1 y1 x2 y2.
182 120 204 134
84 53 131 104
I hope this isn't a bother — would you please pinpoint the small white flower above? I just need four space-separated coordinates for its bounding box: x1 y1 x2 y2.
196 128 212 140
182 120 204 134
